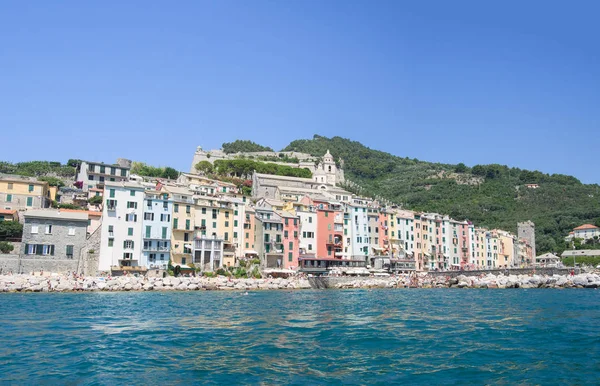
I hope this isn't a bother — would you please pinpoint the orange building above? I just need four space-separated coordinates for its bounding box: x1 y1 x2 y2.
315 200 342 259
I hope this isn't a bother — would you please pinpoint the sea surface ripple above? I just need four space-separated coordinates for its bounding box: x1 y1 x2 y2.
0 289 598 385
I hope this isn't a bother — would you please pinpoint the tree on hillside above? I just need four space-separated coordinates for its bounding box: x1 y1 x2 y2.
163 167 179 180
454 163 468 173
67 159 82 168
222 140 273 154
195 161 214 175
38 176 65 187
131 162 180 179
471 165 486 176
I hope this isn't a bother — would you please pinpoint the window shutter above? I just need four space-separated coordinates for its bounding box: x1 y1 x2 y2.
24 244 29 254
36 245 43 255
50 245 55 255
123 241 126 248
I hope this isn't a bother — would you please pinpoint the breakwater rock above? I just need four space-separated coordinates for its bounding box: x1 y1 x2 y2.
0 275 312 293
312 272 600 289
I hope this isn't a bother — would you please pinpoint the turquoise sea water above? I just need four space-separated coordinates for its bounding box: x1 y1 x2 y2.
0 289 599 385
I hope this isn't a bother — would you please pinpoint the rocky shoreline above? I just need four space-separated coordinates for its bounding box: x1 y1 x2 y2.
0 274 313 292
328 272 600 289
1 272 599 292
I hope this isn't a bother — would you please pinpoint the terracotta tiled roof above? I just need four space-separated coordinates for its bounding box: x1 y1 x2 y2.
58 209 102 217
574 224 599 231
0 209 17 215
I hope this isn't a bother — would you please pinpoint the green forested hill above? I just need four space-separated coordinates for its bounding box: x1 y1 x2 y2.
282 135 600 254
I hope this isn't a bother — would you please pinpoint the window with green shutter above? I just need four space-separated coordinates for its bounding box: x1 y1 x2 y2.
289 242 293 250
288 252 293 262
185 219 190 230
233 232 237 239
6 194 11 202
130 190 135 196
128 228 133 236
234 220 238 227
108 238 114 247
173 218 178 229
109 189 115 198
26 197 33 207
162 227 167 239
174 203 179 213
28 184 34 192
146 226 151 238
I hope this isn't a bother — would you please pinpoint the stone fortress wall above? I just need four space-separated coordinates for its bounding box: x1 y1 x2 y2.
190 146 345 186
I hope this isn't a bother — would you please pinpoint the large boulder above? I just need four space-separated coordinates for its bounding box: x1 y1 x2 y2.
142 283 154 291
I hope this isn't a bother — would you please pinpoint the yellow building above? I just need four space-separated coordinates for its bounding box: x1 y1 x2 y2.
0 175 51 211
474 228 487 268
216 198 236 267
243 206 256 254
193 196 243 268
496 230 515 268
163 185 195 266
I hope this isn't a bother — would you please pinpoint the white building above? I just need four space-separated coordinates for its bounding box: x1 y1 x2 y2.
347 199 370 259
297 208 317 256
98 181 145 271
193 236 224 271
572 224 600 241
395 210 415 257
76 159 131 192
141 190 173 270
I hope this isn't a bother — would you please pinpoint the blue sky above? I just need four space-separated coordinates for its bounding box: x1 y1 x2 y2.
1 1 598 183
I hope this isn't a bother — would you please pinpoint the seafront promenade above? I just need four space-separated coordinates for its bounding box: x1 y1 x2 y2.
1 270 600 292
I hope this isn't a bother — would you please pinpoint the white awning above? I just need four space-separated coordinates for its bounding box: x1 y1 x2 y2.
372 246 383 250
244 249 258 255
184 244 192 249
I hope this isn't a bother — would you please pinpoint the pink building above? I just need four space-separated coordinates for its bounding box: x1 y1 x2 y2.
281 212 300 269
379 212 389 252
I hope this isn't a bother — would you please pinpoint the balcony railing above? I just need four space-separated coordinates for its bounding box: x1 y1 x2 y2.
143 246 170 252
